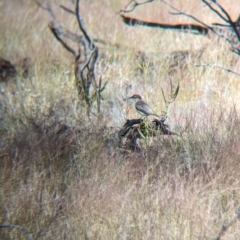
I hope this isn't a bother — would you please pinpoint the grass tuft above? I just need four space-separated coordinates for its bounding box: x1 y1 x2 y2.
1 0 240 239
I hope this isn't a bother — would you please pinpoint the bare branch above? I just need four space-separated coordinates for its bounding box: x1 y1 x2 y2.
59 4 75 15
160 0 240 49
48 22 77 56
120 0 214 36
160 0 215 33
32 0 48 10
119 0 155 14
202 0 228 22
49 20 84 44
0 224 33 240
231 48 240 55
45 1 58 24
120 0 240 52
76 0 93 49
162 0 239 48
32 1 57 24
33 0 104 118
211 0 234 21
81 47 97 72
195 63 240 77
33 0 79 55
203 0 240 42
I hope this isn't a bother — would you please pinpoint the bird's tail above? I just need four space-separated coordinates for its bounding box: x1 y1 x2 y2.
153 113 161 118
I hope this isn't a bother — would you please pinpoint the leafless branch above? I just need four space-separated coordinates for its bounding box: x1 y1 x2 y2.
163 0 240 49
160 0 218 35
121 0 240 51
33 0 106 118
165 0 240 49
195 63 240 77
231 48 240 55
95 75 102 115
32 0 48 10
202 0 240 42
202 0 227 22
81 47 97 72
119 0 155 14
45 1 58 23
0 223 33 240
33 0 79 55
215 207 240 240
59 4 75 15
48 22 77 56
76 0 93 49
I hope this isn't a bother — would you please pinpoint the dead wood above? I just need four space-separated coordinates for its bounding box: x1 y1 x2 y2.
0 58 17 82
120 0 240 55
119 117 177 151
33 0 106 118
121 15 209 35
0 224 33 240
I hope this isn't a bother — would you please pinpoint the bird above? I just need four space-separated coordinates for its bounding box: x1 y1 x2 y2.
128 94 161 118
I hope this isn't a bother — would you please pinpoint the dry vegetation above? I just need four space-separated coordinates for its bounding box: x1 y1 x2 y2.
1 0 240 239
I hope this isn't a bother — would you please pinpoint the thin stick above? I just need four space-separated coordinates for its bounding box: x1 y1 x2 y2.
76 0 93 49
119 0 155 14
59 4 75 15
48 22 77 56
0 224 33 240
202 0 240 42
195 63 240 77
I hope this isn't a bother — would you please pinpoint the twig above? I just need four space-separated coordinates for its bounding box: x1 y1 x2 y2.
48 22 77 56
76 0 93 49
215 207 240 240
202 0 228 22
202 0 240 42
161 0 240 48
120 0 240 51
81 46 97 72
97 76 102 116
160 0 216 34
33 0 103 117
59 4 75 15
45 2 58 23
119 0 155 14
32 0 48 10
0 224 33 240
33 0 78 56
195 63 240 77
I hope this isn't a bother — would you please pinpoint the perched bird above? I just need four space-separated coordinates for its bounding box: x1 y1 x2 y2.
128 94 160 118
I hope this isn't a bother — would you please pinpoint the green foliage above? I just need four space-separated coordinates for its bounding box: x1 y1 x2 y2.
138 59 151 79
161 78 180 116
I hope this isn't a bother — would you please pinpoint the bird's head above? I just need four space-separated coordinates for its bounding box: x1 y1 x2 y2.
128 94 142 101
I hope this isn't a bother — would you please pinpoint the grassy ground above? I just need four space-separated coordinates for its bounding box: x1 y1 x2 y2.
1 0 240 239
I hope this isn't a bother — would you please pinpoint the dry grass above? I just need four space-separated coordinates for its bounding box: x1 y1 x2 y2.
1 0 240 239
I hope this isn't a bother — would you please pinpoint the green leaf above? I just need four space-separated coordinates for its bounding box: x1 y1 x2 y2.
172 82 180 102
161 87 167 104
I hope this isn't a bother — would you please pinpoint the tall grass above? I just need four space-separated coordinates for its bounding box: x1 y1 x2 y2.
1 0 240 239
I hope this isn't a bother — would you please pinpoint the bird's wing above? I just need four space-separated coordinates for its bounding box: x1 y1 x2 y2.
137 101 154 115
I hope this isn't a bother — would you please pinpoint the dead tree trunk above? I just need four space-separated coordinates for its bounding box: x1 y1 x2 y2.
120 0 240 55
34 0 107 119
